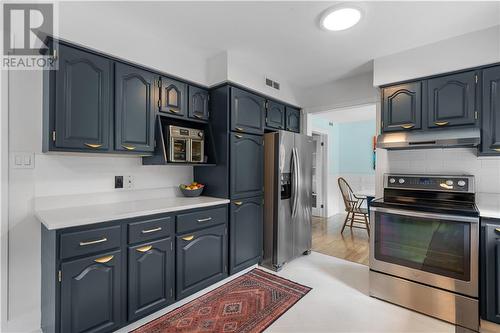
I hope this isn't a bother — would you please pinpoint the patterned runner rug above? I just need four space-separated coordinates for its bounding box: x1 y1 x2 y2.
132 268 311 333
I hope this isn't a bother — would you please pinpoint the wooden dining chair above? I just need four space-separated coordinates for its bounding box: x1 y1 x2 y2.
337 177 370 236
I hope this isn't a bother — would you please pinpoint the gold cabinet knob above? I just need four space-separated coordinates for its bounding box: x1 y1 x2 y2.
234 201 243 206
84 143 103 149
434 121 449 126
400 124 414 129
94 255 114 263
182 235 194 241
122 145 136 150
136 245 153 253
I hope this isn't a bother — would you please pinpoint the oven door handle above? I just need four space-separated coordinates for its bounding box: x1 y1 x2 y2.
370 206 479 224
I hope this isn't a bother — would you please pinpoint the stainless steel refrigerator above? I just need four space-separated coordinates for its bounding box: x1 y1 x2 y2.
262 131 313 271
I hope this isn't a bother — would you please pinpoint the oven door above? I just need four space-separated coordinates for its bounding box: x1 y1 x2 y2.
189 139 204 163
370 206 478 297
169 137 189 162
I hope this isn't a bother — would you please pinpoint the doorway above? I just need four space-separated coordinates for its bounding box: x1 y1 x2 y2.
311 131 327 217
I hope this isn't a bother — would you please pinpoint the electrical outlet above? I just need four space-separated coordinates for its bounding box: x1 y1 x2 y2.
115 176 123 189
125 175 134 189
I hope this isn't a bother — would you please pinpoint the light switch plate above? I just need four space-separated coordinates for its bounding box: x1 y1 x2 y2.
11 152 35 169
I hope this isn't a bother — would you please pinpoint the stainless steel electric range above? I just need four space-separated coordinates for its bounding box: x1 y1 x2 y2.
369 174 479 331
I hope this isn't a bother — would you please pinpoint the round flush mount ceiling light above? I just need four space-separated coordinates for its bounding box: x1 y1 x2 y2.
320 6 362 31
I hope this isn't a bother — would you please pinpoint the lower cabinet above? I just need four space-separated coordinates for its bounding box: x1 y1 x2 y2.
128 237 174 321
176 224 228 299
481 219 500 324
229 196 263 274
42 205 229 333
60 250 122 333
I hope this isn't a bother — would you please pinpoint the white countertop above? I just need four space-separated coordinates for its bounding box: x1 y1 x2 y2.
476 193 500 219
36 196 230 230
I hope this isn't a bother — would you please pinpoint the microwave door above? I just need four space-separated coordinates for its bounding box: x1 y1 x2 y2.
190 140 204 163
170 138 188 162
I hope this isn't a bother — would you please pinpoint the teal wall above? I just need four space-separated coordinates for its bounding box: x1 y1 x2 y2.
311 116 375 175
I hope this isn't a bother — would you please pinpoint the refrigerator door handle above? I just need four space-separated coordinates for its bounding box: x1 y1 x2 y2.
292 148 299 218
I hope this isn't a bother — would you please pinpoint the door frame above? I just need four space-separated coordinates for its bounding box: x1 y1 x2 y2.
311 130 328 218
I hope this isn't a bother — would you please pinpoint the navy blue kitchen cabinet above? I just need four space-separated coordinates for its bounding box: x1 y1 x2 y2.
42 205 228 333
188 86 210 121
481 219 500 324
481 66 500 155
266 100 285 130
128 237 174 321
382 82 422 132
229 196 263 274
53 44 113 152
176 224 227 300
230 132 264 199
159 77 187 118
286 106 301 133
115 63 157 153
60 249 122 333
426 71 478 128
231 87 265 135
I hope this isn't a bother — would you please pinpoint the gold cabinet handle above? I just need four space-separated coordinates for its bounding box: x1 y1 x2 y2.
434 121 449 126
136 245 152 253
170 109 179 113
235 127 244 132
94 255 114 263
234 201 243 206
84 143 103 149
80 237 107 246
141 227 162 234
122 145 136 150
235 134 243 139
182 235 194 241
493 148 500 152
495 228 500 233
400 124 414 129
197 217 212 223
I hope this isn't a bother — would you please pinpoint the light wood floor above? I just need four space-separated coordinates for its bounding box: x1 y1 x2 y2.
312 214 370 266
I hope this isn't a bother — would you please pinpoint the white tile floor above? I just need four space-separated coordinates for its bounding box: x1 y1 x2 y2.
119 251 454 333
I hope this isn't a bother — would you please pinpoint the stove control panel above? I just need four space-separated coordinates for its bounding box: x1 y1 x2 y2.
385 174 474 193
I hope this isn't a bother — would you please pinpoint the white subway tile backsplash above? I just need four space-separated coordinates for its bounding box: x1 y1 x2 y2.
386 148 500 193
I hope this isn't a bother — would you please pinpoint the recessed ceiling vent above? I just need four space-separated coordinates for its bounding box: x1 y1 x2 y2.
265 77 280 91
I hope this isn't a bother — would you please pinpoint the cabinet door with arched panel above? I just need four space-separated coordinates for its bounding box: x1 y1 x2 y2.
60 250 122 333
188 86 209 121
382 82 422 132
54 44 112 151
128 237 174 321
426 71 478 129
285 106 301 133
115 63 156 153
266 101 285 130
481 66 500 155
160 77 187 118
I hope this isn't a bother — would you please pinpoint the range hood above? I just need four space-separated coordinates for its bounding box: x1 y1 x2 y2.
377 128 480 150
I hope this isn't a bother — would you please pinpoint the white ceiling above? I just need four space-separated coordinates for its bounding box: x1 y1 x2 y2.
60 1 500 90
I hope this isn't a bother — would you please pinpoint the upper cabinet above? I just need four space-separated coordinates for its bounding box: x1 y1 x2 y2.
188 86 209 121
53 45 113 151
115 63 156 153
481 66 500 155
382 82 422 132
266 101 285 130
159 77 187 118
286 106 301 133
426 71 478 128
230 87 265 135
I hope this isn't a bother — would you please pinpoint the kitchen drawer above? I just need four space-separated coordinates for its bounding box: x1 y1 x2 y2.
128 216 173 244
176 206 227 234
60 225 121 260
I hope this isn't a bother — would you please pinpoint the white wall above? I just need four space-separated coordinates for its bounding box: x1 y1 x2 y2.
374 25 500 86
301 71 379 113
